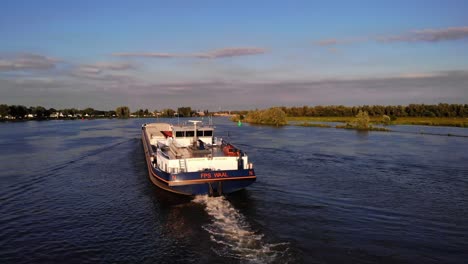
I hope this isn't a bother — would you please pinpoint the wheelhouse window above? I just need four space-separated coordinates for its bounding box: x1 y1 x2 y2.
175 131 184 137
204 130 213 137
186 130 195 137
197 131 204 137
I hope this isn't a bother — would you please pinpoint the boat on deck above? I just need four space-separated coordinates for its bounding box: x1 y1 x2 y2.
141 120 256 196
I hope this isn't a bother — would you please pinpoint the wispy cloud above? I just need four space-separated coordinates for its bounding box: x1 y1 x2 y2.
74 62 135 75
70 69 135 83
2 70 467 109
111 52 175 58
315 39 339 46
69 61 136 84
87 62 134 71
138 70 468 108
378 26 468 43
112 47 266 59
315 26 468 48
77 66 103 75
197 47 266 58
314 37 367 47
0 53 60 71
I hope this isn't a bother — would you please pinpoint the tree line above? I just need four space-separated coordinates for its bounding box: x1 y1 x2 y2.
0 104 118 120
234 104 468 118
3 103 467 121
1 104 210 120
130 107 208 118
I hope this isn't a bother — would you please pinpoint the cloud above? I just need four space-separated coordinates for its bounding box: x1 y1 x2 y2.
0 53 60 71
2 70 467 110
378 26 468 43
315 26 468 49
69 61 136 84
74 62 135 76
315 39 339 46
198 47 267 58
111 52 175 58
398 72 444 79
314 37 367 47
112 47 266 59
98 70 468 105
77 66 102 75
88 62 134 71
70 69 135 83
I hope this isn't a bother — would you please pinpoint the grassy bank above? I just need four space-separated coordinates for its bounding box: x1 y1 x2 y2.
296 122 333 128
287 116 468 128
296 121 390 131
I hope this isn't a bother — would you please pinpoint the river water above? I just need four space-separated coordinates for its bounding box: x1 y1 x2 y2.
1 118 467 263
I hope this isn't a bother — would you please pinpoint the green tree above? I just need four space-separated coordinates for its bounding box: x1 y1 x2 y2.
353 110 370 129
106 110 116 117
161 108 175 117
245 107 287 126
261 107 287 126
177 107 192 117
382 115 391 126
9 105 28 119
33 106 47 118
115 106 130 118
82 107 95 116
0 104 9 118
134 109 144 117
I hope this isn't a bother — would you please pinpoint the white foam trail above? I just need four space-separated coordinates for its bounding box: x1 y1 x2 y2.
193 195 290 263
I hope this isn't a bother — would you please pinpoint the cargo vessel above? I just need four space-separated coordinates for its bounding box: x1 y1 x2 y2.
141 121 256 196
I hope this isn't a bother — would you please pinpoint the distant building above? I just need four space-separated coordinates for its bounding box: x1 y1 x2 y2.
49 112 62 118
213 112 233 117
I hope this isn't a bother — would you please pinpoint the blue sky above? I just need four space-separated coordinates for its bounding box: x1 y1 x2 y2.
1 0 467 110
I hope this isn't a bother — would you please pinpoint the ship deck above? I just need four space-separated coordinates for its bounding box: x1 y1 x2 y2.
143 122 243 160
157 143 231 160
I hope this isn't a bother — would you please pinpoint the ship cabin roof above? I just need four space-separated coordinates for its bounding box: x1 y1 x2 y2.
170 124 214 138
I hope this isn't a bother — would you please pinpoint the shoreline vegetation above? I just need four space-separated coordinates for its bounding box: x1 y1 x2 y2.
2 103 467 129
234 107 288 127
234 108 393 131
231 104 468 129
288 116 468 128
0 104 211 122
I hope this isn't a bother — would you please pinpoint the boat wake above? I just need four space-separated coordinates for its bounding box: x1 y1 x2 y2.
193 195 290 263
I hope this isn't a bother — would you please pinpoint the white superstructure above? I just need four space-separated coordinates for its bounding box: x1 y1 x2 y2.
144 121 251 175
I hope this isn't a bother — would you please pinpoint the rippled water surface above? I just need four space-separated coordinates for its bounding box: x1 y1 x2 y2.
1 118 467 263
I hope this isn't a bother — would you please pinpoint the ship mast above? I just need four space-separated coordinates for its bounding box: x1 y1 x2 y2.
188 120 202 143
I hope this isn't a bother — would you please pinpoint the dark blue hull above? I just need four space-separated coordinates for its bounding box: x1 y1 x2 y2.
148 166 256 196
142 128 256 196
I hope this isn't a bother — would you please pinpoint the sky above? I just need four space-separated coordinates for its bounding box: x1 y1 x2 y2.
1 0 467 111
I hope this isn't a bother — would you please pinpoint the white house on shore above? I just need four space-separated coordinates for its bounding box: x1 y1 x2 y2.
49 112 64 118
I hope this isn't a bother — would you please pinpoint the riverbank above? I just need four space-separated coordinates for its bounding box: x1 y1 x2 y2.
287 116 468 128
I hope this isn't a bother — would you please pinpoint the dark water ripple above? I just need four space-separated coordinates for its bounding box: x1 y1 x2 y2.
1 118 467 263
